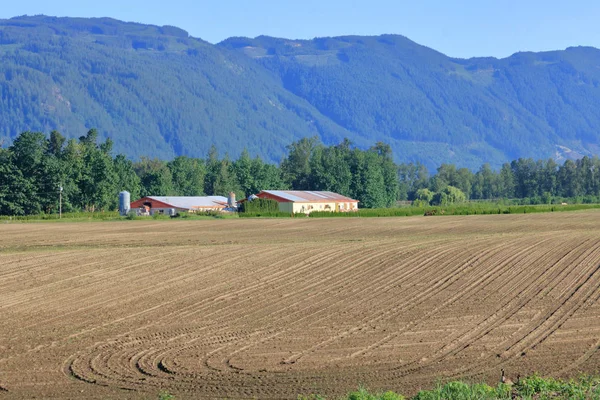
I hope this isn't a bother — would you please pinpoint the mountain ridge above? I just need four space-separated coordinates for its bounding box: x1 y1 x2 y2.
1 15 600 170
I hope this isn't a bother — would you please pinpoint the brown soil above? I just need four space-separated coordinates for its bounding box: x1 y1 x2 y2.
1 212 600 399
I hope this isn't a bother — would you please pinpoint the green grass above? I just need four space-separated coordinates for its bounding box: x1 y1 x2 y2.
2 203 599 223
0 211 122 222
308 203 600 218
239 211 308 218
295 375 600 400
0 210 241 222
157 375 600 399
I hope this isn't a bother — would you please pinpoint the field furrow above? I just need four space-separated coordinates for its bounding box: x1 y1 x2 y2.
1 212 600 399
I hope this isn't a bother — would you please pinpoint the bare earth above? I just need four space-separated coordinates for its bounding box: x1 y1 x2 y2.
1 212 600 399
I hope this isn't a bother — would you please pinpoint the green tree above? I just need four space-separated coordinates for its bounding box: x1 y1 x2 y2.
78 131 117 211
8 131 48 214
204 145 220 195
0 148 38 215
431 185 467 206
472 163 498 200
204 149 240 197
135 157 175 197
233 149 255 197
281 136 320 190
498 163 515 198
371 142 400 207
350 149 387 208
47 130 66 157
398 162 429 200
414 188 434 206
557 159 581 198
60 138 84 212
308 142 353 196
169 156 205 196
114 154 142 201
511 158 538 199
431 163 457 192
249 157 287 194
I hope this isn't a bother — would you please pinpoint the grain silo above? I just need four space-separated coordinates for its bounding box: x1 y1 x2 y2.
119 191 131 216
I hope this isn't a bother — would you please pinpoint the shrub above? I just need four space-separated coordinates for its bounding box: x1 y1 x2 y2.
239 198 280 213
415 188 434 203
151 213 171 220
238 211 294 218
158 391 175 400
430 186 467 206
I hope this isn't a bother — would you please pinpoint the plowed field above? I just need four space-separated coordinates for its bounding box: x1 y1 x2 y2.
2 212 600 399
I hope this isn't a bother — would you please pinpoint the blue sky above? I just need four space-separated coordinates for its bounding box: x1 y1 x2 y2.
1 0 599 58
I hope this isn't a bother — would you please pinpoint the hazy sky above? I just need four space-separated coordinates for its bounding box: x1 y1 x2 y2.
1 0 598 58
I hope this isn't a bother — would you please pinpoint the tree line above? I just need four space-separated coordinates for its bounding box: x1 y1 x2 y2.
1 130 600 215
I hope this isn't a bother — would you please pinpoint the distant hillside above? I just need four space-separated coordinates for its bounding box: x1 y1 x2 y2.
2 16 600 169
0 16 354 163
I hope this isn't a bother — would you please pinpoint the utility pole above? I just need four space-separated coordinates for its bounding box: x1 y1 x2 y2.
59 184 63 219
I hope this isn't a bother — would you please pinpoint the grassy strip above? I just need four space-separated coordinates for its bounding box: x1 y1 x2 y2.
157 374 600 399
239 211 308 218
299 374 600 399
3 203 600 222
308 203 600 218
309 208 427 218
0 211 121 222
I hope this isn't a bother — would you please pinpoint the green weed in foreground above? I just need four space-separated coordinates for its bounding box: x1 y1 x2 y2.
157 391 175 400
294 375 600 400
156 375 600 399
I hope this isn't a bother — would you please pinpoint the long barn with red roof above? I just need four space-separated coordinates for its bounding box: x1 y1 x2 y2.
256 190 358 214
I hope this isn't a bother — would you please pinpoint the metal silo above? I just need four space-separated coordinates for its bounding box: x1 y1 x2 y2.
119 191 131 216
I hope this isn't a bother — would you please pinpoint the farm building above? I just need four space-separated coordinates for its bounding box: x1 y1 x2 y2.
255 190 359 214
130 196 230 215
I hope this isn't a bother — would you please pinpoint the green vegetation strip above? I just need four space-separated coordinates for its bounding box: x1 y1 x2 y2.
3 203 600 222
157 375 600 399
308 203 600 218
0 211 121 222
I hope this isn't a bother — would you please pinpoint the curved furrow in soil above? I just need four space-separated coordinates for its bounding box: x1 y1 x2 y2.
0 253 112 309
502 240 600 352
192 243 416 371
7 215 599 399
11 248 236 336
38 247 280 368
64 236 540 394
2 247 188 311
436 236 600 380
459 237 600 374
172 245 355 321
121 244 332 329
337 235 532 362
199 239 469 371
202 238 457 330
385 235 574 377
63 239 454 392
63 246 352 388
214 237 517 378
0 250 84 280
276 239 499 366
556 289 600 375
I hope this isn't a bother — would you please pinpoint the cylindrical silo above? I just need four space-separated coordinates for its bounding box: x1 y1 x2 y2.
119 191 131 216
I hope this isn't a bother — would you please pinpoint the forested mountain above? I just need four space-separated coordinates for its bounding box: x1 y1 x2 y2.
2 15 600 169
0 16 354 163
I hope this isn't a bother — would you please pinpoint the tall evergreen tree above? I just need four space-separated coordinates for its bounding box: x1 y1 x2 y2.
169 156 205 196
